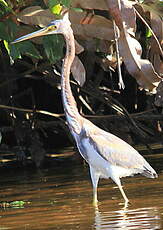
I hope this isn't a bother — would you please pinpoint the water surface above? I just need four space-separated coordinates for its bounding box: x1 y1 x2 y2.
0 153 162 229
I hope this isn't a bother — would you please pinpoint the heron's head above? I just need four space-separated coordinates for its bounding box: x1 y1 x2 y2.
11 13 71 44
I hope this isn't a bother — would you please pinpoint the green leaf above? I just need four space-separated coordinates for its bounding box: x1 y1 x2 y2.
9 41 42 63
61 0 71 7
10 43 21 60
10 200 25 207
11 41 42 60
0 0 8 7
0 0 13 18
146 29 152 38
1 20 41 61
48 0 59 9
3 40 9 53
0 20 18 42
0 22 9 40
48 0 71 13
0 200 30 209
43 34 64 63
51 3 62 15
4 40 15 64
72 7 83 12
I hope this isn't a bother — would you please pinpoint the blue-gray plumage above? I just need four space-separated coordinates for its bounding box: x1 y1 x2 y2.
12 13 158 206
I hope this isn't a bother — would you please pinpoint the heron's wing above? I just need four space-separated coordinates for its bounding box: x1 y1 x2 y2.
82 119 146 169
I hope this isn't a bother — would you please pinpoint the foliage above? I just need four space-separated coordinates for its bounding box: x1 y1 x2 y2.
43 34 64 63
0 0 162 166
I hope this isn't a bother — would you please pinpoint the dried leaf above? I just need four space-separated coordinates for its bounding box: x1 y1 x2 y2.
71 11 114 40
134 7 163 57
75 40 84 54
106 0 136 35
71 56 86 86
17 6 55 27
150 13 163 50
71 0 107 10
17 7 114 41
140 0 163 18
105 0 161 93
155 81 163 107
150 13 163 75
119 29 161 92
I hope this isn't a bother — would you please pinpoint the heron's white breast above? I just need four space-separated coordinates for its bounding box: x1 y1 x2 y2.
80 138 111 178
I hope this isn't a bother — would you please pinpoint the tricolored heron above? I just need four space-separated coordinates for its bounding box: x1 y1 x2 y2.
12 13 158 206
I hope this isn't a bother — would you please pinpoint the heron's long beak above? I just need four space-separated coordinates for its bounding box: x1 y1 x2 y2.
11 27 48 44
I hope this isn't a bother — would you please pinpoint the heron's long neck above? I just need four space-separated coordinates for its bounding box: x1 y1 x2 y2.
61 28 82 134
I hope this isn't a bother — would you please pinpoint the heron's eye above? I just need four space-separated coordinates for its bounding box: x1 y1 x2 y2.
48 25 57 31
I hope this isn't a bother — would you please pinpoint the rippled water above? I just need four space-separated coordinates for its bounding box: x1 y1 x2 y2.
0 153 162 229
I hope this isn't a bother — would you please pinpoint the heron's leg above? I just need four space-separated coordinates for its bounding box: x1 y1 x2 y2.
113 176 129 204
118 183 129 204
89 166 100 206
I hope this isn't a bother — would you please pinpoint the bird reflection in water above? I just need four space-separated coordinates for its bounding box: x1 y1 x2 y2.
94 205 160 230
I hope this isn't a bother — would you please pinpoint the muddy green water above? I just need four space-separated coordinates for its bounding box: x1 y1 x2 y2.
0 153 162 229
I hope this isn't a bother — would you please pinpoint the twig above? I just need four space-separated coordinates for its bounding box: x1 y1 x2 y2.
80 84 149 138
0 104 64 118
113 20 125 89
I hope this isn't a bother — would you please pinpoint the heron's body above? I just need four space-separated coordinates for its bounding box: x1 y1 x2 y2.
12 13 158 205
71 116 157 204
